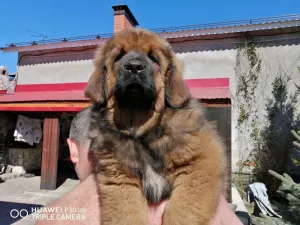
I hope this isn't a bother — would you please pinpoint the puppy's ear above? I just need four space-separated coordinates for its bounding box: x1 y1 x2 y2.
84 49 107 106
165 55 191 108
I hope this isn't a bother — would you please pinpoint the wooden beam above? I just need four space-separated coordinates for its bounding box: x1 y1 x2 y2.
205 107 232 202
0 101 90 107
200 99 231 107
0 101 91 112
0 99 231 110
40 117 60 190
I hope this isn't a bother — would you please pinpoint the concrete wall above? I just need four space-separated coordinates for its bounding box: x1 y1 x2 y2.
173 34 300 173
18 60 94 84
17 48 95 84
8 146 42 172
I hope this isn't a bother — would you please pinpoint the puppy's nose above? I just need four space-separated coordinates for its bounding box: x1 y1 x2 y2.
125 60 145 74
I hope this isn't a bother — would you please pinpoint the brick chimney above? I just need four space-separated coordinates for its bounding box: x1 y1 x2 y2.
112 5 139 33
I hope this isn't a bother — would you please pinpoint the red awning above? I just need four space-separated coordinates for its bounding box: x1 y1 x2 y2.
189 87 231 99
186 78 230 99
0 78 230 103
0 90 88 102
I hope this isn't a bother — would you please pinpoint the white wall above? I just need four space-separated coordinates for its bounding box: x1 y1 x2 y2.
17 60 94 84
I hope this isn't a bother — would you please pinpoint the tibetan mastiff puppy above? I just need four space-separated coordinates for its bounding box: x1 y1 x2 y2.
85 28 228 225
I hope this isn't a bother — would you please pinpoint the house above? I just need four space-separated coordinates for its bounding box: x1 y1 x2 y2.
1 5 299 194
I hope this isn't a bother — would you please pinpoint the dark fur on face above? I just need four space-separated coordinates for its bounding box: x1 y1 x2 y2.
114 51 156 109
84 28 228 225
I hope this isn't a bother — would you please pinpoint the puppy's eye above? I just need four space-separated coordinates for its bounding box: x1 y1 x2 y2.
115 50 126 62
148 52 159 64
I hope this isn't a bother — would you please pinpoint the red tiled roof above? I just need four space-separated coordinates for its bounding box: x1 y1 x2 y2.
185 78 229 88
185 78 231 99
0 78 230 103
190 87 230 99
0 90 88 102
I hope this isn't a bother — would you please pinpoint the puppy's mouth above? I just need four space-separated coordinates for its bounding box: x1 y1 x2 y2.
115 83 156 109
127 83 143 99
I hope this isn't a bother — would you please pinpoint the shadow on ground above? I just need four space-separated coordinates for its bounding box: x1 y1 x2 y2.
236 211 250 225
0 201 42 225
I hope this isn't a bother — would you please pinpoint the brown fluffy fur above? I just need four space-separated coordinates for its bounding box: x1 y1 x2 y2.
84 28 228 225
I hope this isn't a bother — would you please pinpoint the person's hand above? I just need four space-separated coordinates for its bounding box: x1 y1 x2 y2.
148 200 168 225
147 195 243 225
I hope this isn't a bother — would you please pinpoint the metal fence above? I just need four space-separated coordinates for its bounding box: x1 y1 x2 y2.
3 14 300 48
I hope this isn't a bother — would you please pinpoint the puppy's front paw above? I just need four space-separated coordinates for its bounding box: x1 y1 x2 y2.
163 203 203 225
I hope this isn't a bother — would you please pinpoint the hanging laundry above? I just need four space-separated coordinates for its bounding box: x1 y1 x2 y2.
32 118 43 144
14 115 42 146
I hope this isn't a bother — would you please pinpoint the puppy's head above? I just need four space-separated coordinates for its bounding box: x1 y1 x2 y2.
85 28 191 131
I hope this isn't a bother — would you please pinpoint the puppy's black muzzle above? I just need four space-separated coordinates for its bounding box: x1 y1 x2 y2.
114 52 156 109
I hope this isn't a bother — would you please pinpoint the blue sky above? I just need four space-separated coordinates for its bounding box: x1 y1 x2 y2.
1 0 300 73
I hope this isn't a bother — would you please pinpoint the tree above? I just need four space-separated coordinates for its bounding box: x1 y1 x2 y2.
291 130 300 167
